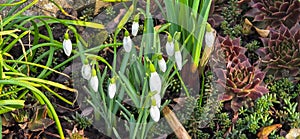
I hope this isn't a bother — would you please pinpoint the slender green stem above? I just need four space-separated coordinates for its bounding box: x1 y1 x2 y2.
0 80 65 139
0 0 38 28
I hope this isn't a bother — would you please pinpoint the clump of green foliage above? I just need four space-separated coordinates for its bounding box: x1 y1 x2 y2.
185 76 300 138
79 7 94 22
72 112 92 129
220 0 243 38
244 40 260 63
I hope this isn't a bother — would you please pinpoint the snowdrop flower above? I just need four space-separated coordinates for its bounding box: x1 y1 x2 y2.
89 68 98 92
200 23 216 72
150 99 160 122
152 93 161 108
63 32 72 56
166 34 174 56
131 14 139 36
174 41 182 70
108 77 116 99
131 22 139 36
81 59 91 80
123 30 132 52
149 63 161 94
158 54 166 72
204 23 216 47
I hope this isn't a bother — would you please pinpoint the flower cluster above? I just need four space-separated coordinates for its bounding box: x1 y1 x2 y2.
165 34 183 71
149 63 162 122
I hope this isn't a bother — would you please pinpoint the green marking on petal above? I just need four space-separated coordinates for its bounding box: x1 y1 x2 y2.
64 32 69 40
149 63 156 73
84 59 89 65
175 41 180 51
125 30 129 37
151 99 156 106
167 34 173 42
110 76 116 84
91 68 96 76
206 23 212 32
134 14 139 22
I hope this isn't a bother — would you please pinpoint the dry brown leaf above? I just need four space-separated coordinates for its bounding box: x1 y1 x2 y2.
242 18 253 35
66 126 88 139
257 124 282 139
244 18 253 26
94 0 111 15
163 106 191 139
254 27 270 38
286 128 300 139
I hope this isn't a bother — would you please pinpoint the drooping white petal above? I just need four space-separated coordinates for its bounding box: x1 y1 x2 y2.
81 64 91 80
205 31 215 47
123 36 132 52
63 39 72 56
108 83 116 99
150 105 160 122
158 58 166 72
149 72 161 94
175 51 182 70
131 22 139 36
166 41 174 56
152 94 161 108
90 76 99 92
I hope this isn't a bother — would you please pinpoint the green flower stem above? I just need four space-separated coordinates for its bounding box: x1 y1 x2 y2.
5 59 69 79
140 77 148 108
176 71 190 97
11 77 76 92
14 43 59 68
36 19 55 79
41 84 74 105
192 0 212 69
0 0 38 28
0 111 2 139
2 30 29 53
199 73 205 106
43 43 121 78
0 80 65 139
118 71 139 106
0 0 26 6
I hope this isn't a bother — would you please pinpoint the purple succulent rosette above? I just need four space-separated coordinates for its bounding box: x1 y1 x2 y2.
245 0 300 28
256 23 300 81
211 36 247 69
215 59 268 112
210 35 269 112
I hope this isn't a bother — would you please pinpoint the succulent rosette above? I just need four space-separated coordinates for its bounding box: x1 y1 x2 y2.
211 36 247 68
245 0 300 28
215 59 269 112
256 23 300 81
208 0 225 28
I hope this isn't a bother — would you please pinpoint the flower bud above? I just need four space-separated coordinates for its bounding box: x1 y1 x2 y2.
108 77 116 99
166 35 174 56
123 31 132 52
158 55 166 72
63 32 72 56
81 59 91 80
174 42 182 70
89 68 98 92
150 99 160 122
